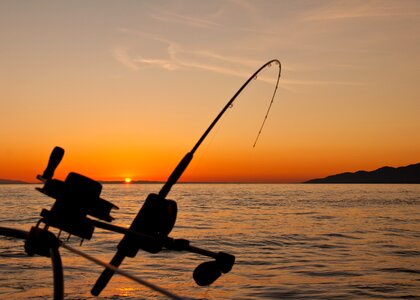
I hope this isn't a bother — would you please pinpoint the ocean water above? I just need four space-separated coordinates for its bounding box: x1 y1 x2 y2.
0 183 419 299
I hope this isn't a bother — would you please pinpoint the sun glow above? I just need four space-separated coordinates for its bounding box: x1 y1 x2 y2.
124 177 132 183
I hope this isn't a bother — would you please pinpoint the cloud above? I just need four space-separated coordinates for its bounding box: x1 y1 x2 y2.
112 40 357 92
112 0 369 90
112 42 258 77
112 47 140 71
112 28 363 92
305 0 420 21
134 57 178 71
150 11 222 29
283 79 361 86
113 28 269 78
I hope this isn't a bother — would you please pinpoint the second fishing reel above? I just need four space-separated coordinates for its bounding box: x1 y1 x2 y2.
35 147 118 240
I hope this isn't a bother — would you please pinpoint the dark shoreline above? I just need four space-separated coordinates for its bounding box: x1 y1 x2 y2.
305 163 420 184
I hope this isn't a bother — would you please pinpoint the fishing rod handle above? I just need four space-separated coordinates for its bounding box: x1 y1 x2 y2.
91 251 125 296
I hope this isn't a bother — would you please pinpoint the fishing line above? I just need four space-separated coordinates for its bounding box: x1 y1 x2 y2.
186 106 228 180
158 59 281 198
61 242 185 300
0 227 184 299
191 59 281 154
177 60 281 182
253 62 281 147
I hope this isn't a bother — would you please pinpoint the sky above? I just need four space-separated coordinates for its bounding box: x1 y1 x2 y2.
1 0 419 183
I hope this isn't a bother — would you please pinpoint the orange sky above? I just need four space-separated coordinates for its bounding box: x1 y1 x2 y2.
1 1 419 183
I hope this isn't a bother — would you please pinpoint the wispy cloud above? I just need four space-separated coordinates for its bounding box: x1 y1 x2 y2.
112 0 369 90
150 11 222 29
112 26 364 90
134 57 178 71
113 28 265 78
227 0 255 12
283 79 362 86
112 47 140 71
112 39 357 91
306 0 420 21
112 42 256 78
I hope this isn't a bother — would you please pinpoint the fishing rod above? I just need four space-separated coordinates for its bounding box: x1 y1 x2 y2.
0 59 281 299
160 59 281 199
92 59 282 295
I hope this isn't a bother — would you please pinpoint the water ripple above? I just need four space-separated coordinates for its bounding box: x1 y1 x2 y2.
1 184 419 299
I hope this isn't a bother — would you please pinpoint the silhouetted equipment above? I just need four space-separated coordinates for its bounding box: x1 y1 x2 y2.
0 226 64 300
92 59 281 295
91 153 191 295
193 251 235 286
36 147 118 239
38 146 64 181
0 59 281 298
91 194 178 295
34 146 236 297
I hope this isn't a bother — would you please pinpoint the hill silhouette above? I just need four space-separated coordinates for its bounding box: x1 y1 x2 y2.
305 163 420 183
0 179 28 184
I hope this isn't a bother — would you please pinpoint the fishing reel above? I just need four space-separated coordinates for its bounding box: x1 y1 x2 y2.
35 147 118 240
34 147 235 296
91 176 234 295
117 192 177 254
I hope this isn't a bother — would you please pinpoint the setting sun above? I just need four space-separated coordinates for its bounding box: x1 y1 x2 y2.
124 178 132 183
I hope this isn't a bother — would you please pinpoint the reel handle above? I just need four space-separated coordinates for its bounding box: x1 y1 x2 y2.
38 146 64 181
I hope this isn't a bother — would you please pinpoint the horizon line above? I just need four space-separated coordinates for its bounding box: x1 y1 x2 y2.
0 180 304 185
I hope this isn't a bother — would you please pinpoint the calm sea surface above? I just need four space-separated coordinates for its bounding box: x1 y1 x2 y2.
0 184 419 299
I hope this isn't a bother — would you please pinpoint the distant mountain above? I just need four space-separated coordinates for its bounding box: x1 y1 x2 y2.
305 163 420 184
0 179 28 184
